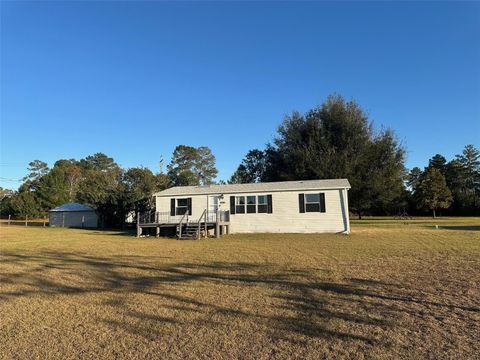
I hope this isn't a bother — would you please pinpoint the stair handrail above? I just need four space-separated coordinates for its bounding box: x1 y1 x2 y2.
178 210 189 238
197 209 207 239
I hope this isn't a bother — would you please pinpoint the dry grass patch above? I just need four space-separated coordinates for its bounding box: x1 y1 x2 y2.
1 219 479 359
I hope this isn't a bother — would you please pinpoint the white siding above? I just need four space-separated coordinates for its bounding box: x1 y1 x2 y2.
156 188 349 234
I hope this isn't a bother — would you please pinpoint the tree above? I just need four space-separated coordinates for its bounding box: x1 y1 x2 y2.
455 144 480 207
22 160 49 190
54 159 82 201
122 167 159 215
0 187 15 215
35 167 70 210
167 145 218 186
195 146 218 185
76 154 123 227
415 167 453 218
407 167 423 192
79 153 120 173
234 95 406 217
428 154 447 175
229 149 266 184
9 191 42 217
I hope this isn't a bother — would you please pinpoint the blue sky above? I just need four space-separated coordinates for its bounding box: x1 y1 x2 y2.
1 1 479 189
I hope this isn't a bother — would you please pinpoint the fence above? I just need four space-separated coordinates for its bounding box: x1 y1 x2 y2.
0 215 49 227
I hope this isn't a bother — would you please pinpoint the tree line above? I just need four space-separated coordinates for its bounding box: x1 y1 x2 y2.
229 95 479 218
0 146 218 226
1 94 478 222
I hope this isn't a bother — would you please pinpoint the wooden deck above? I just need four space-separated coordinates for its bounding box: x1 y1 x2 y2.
137 210 230 239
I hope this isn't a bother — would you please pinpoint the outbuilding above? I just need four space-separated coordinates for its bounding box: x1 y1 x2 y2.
49 203 98 228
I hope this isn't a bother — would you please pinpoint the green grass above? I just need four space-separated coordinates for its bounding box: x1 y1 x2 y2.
1 218 479 359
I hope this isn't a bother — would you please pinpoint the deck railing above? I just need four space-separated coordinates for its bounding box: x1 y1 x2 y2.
138 210 230 225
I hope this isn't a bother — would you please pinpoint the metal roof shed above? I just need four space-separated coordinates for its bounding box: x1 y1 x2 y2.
49 203 98 228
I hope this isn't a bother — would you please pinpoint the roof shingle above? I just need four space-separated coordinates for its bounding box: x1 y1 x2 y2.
155 179 350 197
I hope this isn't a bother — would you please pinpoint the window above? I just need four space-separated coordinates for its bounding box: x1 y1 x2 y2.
247 196 256 213
305 193 321 212
257 195 268 213
235 196 245 214
176 198 188 215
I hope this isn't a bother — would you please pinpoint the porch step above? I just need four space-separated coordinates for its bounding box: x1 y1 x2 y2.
176 224 200 240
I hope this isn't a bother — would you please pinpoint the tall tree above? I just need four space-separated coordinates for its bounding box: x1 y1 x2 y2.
79 153 119 173
229 149 266 184
122 167 159 214
428 154 447 175
195 146 218 185
415 167 453 218
54 159 82 201
22 160 49 190
407 167 423 192
167 145 218 186
76 154 123 227
35 167 70 209
455 144 480 207
236 95 406 217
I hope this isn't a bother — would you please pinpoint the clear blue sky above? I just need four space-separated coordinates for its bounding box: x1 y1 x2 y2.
1 1 479 189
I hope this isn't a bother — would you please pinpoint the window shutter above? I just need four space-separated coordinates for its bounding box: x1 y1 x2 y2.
267 194 273 213
187 198 192 215
170 198 175 216
320 193 326 213
230 196 235 215
299 194 305 213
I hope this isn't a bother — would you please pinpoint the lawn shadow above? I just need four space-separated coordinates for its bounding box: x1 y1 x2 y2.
438 225 480 231
2 250 479 348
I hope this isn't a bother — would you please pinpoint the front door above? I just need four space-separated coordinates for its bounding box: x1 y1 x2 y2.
207 195 220 222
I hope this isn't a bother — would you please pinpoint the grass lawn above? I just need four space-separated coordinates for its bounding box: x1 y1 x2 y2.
1 218 479 359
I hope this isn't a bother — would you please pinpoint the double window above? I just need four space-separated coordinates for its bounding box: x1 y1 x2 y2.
232 195 271 214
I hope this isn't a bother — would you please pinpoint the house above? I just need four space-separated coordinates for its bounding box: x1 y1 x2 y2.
49 203 98 228
138 179 350 238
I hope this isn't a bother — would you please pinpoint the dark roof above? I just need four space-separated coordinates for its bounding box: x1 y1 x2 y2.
49 203 95 212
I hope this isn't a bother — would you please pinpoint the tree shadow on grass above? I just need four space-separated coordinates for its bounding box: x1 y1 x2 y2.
1 250 479 349
438 225 480 231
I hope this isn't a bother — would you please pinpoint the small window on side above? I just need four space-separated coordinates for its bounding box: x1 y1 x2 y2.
305 193 321 213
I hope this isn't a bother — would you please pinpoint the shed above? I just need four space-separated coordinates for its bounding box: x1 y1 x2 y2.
49 203 98 228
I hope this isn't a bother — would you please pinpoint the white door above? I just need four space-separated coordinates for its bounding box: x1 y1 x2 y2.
208 195 220 222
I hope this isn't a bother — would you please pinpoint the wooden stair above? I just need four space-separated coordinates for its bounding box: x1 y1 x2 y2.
177 223 199 240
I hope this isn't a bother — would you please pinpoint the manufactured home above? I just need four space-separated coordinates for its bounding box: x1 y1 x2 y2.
137 179 350 238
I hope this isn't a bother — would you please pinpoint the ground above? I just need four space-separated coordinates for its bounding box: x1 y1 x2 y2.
1 218 479 359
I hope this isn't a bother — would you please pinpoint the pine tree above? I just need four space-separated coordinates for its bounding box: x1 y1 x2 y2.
415 167 453 218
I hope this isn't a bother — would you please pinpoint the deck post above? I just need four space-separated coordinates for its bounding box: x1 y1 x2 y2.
215 210 220 238
204 211 207 238
136 211 141 237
